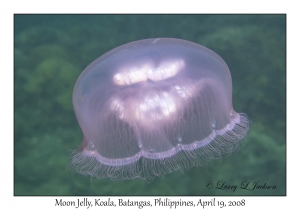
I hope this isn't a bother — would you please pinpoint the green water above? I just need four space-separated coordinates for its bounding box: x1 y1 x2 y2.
14 14 286 195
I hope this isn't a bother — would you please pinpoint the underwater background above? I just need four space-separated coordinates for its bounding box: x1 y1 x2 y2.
14 14 286 196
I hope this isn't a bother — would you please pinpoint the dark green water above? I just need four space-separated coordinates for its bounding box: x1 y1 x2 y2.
14 14 286 195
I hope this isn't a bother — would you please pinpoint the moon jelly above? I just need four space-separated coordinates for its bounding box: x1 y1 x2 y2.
71 38 250 181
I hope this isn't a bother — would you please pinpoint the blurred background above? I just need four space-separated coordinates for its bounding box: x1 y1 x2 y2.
14 14 286 195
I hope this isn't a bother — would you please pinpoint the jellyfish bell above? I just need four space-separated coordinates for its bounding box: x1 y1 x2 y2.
71 38 250 181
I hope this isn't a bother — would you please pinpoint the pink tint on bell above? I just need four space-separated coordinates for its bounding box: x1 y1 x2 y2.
71 38 250 181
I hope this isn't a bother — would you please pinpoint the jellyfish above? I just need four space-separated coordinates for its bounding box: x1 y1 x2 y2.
70 38 250 181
